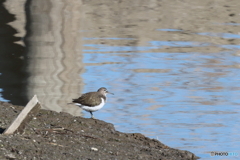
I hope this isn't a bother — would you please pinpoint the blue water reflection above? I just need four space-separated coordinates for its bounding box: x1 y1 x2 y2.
82 36 240 159
157 28 183 32
197 32 240 39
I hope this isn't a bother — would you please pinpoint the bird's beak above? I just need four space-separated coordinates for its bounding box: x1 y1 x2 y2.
107 91 114 95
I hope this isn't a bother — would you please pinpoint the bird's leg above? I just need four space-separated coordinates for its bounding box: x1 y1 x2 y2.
90 111 95 119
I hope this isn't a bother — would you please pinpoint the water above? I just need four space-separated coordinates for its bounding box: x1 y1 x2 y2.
82 33 240 159
1 1 240 159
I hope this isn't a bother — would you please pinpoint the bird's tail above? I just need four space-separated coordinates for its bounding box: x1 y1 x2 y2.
67 99 75 105
72 99 78 103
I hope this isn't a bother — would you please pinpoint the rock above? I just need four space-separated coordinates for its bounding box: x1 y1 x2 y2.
90 147 98 151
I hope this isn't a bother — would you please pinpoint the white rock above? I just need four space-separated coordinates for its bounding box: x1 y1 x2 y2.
91 147 98 151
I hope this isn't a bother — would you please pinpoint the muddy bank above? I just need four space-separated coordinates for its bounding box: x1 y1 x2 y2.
0 102 199 160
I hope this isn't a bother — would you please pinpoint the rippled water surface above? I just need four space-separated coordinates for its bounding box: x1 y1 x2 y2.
1 1 240 159
81 30 240 159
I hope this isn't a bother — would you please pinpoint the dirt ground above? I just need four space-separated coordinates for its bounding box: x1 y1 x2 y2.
0 102 199 160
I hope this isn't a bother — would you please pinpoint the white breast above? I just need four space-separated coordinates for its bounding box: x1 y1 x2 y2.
76 98 105 112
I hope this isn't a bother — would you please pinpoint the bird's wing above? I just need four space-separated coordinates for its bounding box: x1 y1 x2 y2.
72 92 103 107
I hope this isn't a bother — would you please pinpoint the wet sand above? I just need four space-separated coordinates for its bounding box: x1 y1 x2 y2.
0 102 198 160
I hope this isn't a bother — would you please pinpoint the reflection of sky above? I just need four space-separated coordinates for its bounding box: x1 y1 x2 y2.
197 32 240 39
0 88 8 102
157 28 182 32
82 36 240 159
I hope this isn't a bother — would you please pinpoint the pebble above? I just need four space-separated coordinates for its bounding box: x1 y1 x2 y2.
91 147 98 151
6 153 16 159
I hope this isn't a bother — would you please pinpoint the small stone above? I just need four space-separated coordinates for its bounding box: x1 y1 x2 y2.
91 147 98 151
5 153 16 159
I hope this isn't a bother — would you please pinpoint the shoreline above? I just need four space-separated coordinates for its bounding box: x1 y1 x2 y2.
0 102 199 160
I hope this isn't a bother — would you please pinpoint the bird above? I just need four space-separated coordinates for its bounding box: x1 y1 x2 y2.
71 87 113 119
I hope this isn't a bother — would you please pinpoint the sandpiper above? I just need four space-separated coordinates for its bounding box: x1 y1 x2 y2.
71 87 113 119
